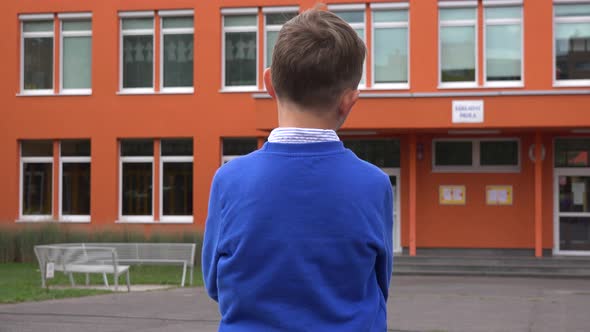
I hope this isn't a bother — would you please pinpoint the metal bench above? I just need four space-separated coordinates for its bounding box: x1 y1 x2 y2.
79 243 196 287
34 245 131 292
35 243 196 288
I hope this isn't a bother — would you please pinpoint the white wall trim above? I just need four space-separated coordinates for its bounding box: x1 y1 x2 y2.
438 1 478 8
262 6 299 14
58 12 92 19
118 11 154 18
19 14 54 21
221 7 258 15
370 3 410 10
328 4 366 11
158 9 194 17
483 0 523 6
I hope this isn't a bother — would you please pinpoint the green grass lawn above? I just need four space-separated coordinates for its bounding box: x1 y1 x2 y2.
0 263 203 304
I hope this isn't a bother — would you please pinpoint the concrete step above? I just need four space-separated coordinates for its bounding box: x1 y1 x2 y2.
393 269 590 279
394 255 590 267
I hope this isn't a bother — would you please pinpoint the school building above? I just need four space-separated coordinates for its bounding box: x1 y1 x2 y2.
1 0 589 257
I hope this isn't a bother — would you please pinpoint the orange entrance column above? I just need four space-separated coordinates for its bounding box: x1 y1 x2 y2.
534 132 543 258
409 134 417 256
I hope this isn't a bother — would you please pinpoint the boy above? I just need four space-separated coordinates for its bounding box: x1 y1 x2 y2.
202 7 393 331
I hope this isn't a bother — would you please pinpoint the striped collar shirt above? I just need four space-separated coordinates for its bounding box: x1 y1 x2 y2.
267 127 340 144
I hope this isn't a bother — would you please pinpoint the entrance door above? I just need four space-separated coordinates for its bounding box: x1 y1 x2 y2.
383 168 402 253
554 169 590 255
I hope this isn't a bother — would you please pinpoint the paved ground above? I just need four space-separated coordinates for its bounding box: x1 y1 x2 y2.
1 276 590 332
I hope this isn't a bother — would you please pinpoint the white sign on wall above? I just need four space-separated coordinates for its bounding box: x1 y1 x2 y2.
452 100 484 124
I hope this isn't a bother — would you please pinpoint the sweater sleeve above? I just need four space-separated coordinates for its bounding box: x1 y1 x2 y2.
202 174 222 302
376 180 394 301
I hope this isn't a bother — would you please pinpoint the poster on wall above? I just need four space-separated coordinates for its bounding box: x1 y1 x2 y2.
486 186 513 206
439 185 466 205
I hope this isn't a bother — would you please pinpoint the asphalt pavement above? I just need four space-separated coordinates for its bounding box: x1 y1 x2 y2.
1 276 589 332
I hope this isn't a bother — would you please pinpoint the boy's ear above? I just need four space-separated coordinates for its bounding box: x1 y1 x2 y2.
338 89 360 120
264 68 276 99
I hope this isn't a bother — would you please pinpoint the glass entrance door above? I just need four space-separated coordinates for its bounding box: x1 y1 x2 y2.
384 168 401 254
557 175 590 252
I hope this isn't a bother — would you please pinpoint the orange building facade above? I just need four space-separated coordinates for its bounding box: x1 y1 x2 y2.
1 0 589 257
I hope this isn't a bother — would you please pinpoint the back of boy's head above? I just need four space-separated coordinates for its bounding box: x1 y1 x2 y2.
271 8 366 110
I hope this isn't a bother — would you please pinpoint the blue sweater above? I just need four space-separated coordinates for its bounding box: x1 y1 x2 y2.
202 141 393 331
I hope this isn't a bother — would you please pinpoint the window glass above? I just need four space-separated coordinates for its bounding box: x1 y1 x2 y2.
343 140 400 168
62 163 90 215
224 15 257 27
122 163 152 216
480 141 519 166
435 141 473 166
555 139 590 167
225 31 257 86
121 139 153 156
24 38 53 90
22 140 53 157
163 163 193 216
334 11 364 23
123 35 153 88
163 34 193 87
555 4 590 17
440 8 476 21
441 26 476 82
266 12 297 25
555 23 590 80
63 20 92 31
374 28 408 84
485 7 521 20
161 139 193 156
223 138 258 156
486 24 521 81
22 163 52 215
266 30 279 67
162 17 193 29
61 140 90 156
23 21 53 33
373 10 408 23
122 18 153 30
63 36 92 89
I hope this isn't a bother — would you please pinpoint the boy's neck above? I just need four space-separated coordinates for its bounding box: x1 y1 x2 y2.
277 101 340 131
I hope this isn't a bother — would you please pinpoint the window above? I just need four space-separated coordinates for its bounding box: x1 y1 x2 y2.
222 138 258 164
330 4 367 87
439 4 477 87
120 139 153 222
343 139 401 168
60 140 91 222
556 139 590 167
433 139 520 172
20 140 53 221
161 139 193 222
120 12 155 92
554 2 590 86
484 4 523 85
20 15 54 95
60 14 92 93
371 3 409 88
222 8 258 90
160 11 194 92
264 7 298 68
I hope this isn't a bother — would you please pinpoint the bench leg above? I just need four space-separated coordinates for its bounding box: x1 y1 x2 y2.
190 266 194 286
85 273 90 286
103 273 109 288
114 273 119 292
68 273 75 287
126 270 130 292
181 263 187 287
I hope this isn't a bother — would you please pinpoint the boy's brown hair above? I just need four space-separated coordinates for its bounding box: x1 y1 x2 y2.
270 8 366 109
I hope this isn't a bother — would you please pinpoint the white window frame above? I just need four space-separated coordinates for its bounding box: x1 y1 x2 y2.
160 145 194 223
328 4 367 89
483 2 524 87
370 3 410 90
159 10 195 94
553 0 590 87
59 13 93 95
19 14 55 96
119 11 155 94
263 6 299 71
438 1 479 89
221 7 259 92
59 144 91 223
432 138 521 173
119 142 154 223
19 145 54 222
